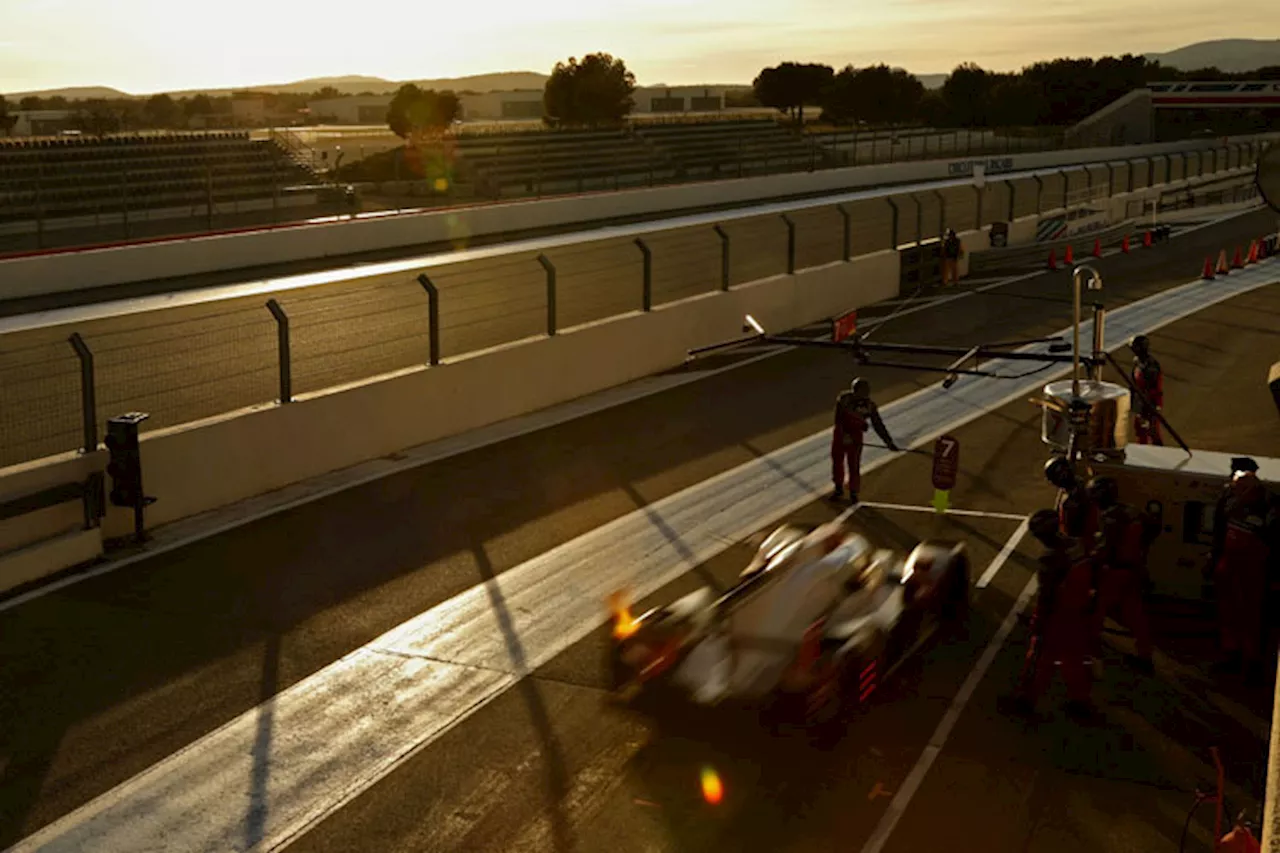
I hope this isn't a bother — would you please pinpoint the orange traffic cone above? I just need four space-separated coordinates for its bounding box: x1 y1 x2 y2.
1064 244 1074 264
1121 235 1131 254
1203 257 1215 280
1092 238 1102 258
1217 249 1231 275
1232 247 1244 269
1247 240 1259 264
1143 230 1153 248
1047 248 1058 270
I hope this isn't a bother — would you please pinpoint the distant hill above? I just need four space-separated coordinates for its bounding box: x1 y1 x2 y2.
1145 39 1280 73
4 85 130 101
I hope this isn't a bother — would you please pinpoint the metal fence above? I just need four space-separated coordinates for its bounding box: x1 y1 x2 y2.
0 143 1262 471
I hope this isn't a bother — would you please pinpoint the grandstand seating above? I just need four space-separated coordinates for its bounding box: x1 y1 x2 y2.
0 132 322 224
453 129 664 198
450 119 837 199
635 120 836 181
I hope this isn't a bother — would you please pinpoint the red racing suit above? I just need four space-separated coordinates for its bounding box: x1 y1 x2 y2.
1022 537 1096 704
1131 355 1164 445
1211 477 1276 662
1056 483 1099 543
832 392 893 495
1093 503 1157 659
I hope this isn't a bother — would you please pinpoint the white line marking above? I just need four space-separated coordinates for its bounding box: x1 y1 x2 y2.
858 572 1040 853
859 501 1027 522
10 262 1277 853
976 517 1031 589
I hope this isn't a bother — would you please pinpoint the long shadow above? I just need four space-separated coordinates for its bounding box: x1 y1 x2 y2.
246 632 282 849
473 544 574 853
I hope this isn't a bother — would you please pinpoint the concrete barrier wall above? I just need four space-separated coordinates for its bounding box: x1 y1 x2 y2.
0 452 103 594
6 136 1273 298
92 250 897 536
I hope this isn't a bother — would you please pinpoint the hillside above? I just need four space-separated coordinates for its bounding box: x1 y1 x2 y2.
1145 39 1280 73
3 85 130 101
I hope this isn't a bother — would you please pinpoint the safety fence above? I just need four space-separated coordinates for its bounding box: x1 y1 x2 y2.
0 144 1263 471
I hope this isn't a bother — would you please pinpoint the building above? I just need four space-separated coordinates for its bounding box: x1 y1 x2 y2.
306 95 394 126
7 110 78 136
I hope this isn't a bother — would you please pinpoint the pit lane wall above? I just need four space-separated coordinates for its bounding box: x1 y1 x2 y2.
2 136 1271 298
0 251 898 594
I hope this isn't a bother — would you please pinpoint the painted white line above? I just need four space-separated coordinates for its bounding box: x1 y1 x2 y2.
976 517 1031 589
858 572 1040 853
11 263 1277 853
859 501 1027 522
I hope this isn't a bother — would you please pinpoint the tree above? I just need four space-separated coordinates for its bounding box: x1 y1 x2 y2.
753 62 834 124
143 93 180 129
312 86 342 101
387 84 460 138
0 95 15 136
543 53 636 126
75 100 121 136
19 96 42 110
941 63 995 126
185 94 214 120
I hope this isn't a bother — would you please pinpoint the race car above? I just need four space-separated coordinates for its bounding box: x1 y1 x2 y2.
607 518 970 730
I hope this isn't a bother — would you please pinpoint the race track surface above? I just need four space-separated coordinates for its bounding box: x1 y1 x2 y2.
1 206 1277 852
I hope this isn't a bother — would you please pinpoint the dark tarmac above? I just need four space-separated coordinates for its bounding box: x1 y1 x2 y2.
0 208 1277 851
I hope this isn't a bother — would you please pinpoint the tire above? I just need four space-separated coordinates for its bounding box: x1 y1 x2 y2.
940 554 971 628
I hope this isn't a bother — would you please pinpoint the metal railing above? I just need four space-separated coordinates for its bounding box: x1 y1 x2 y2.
0 146 1261 472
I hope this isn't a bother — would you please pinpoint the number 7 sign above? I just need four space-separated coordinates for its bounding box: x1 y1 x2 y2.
932 435 960 490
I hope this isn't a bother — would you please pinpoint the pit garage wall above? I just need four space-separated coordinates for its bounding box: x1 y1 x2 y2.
2 136 1272 298
0 249 899 590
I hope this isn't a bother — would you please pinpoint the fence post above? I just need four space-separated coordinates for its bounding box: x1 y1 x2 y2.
634 238 652 311
416 274 441 365
714 225 730 290
913 194 923 245
1033 175 1044 215
120 168 130 239
886 197 900 248
933 189 945 238
781 214 796 274
537 254 557 335
35 161 45 250
265 299 292 403
974 185 984 230
1007 180 1016 222
837 204 851 261
68 333 97 454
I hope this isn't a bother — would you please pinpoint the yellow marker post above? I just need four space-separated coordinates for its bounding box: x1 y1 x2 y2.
932 488 951 514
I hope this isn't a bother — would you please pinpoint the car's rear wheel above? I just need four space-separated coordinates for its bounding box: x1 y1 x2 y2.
940 553 971 635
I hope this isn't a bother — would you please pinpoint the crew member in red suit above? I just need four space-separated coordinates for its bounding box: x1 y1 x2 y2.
1088 476 1158 673
1130 335 1164 445
1209 457 1277 681
1044 456 1099 543
1006 508 1097 721
831 377 898 504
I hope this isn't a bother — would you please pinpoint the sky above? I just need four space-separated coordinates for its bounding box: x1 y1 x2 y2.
1 0 1278 95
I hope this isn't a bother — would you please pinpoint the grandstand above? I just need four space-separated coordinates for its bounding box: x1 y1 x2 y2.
0 132 327 228
635 119 835 179
450 119 838 199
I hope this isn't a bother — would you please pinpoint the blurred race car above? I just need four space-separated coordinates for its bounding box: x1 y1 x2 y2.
607 519 970 729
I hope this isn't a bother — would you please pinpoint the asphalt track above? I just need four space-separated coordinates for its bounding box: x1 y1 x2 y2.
0 211 1277 852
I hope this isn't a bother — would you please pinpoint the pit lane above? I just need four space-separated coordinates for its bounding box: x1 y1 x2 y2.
288 283 1280 853
0 209 1276 850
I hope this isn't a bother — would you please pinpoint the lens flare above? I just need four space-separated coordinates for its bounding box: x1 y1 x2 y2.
700 766 724 805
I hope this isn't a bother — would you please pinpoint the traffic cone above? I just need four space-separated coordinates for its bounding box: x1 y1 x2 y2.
1217 249 1231 275
1065 244 1074 264
1121 235 1131 254
1047 248 1058 270
1092 238 1102 258
1143 230 1153 248
1202 257 1215 280
1247 240 1259 264
1232 246 1244 269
